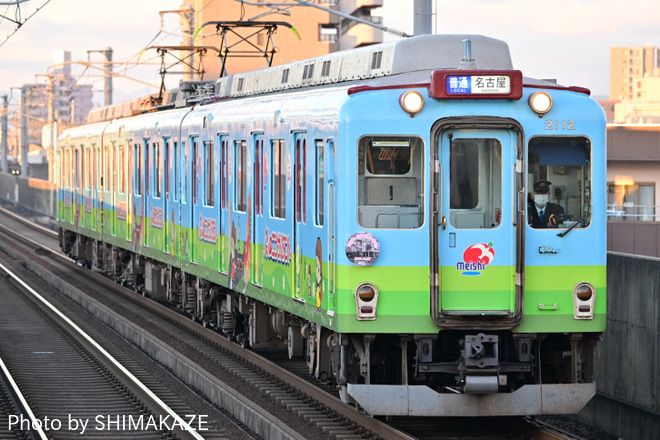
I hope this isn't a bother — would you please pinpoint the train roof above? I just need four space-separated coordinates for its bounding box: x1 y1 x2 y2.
88 34 514 123
214 34 512 98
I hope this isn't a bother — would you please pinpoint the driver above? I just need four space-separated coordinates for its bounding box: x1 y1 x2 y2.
528 180 564 228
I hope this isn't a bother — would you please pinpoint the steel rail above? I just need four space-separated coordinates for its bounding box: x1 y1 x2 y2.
0 259 207 440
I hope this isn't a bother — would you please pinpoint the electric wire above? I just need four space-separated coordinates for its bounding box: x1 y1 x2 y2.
0 0 52 49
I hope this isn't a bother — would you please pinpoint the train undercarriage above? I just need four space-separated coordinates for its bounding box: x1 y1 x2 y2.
61 230 599 416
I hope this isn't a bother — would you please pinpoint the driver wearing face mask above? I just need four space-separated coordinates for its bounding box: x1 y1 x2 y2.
528 180 564 228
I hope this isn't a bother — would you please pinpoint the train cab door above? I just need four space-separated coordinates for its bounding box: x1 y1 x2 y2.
432 123 524 326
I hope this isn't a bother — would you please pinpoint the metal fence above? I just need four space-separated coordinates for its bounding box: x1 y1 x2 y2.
607 204 658 221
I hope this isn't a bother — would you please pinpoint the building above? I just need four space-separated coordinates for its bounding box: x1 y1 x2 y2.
606 124 660 221
7 50 93 151
610 44 660 102
176 0 384 80
608 44 660 123
3 50 93 180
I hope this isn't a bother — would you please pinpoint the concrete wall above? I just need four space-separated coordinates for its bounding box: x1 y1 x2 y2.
579 252 660 440
0 173 56 220
608 221 660 258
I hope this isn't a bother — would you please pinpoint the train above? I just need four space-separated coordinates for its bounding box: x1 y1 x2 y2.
56 34 606 417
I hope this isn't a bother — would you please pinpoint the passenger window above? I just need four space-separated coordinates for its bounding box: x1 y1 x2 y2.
358 136 424 229
204 141 213 206
118 146 125 195
271 140 286 219
315 140 324 226
153 142 162 198
235 140 247 212
527 137 591 229
134 143 141 196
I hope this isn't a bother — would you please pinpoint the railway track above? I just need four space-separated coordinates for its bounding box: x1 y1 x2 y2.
0 256 231 439
0 207 593 440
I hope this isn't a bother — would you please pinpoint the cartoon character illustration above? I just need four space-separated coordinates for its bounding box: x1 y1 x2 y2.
315 237 322 310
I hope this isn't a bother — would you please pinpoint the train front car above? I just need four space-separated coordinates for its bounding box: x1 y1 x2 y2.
332 35 606 417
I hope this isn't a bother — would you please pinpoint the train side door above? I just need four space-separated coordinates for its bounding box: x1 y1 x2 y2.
149 139 165 250
293 132 307 302
117 143 129 241
252 133 264 286
81 145 92 231
219 135 229 273
132 140 146 250
195 138 219 268
190 136 199 263
102 143 114 237
74 146 80 230
326 139 336 307
60 146 74 226
434 127 522 323
229 139 250 291
93 145 101 232
163 138 172 253
144 138 151 247
178 138 191 264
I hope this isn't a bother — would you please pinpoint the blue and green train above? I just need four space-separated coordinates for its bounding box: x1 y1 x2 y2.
57 34 606 416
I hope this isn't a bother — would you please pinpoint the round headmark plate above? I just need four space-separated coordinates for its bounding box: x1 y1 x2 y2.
345 232 380 266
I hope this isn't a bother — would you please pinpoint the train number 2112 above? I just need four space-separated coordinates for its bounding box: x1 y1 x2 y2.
545 120 575 130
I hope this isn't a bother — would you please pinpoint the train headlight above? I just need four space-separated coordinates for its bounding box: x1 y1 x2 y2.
399 91 424 117
355 282 378 320
528 91 552 117
573 282 595 319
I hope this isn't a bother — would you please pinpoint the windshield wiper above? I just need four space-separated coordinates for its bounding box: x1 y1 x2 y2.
557 216 587 237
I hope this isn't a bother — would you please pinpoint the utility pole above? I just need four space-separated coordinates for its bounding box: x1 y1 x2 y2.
19 86 28 177
48 74 57 182
414 0 433 36
88 47 113 106
159 5 195 81
1 95 7 174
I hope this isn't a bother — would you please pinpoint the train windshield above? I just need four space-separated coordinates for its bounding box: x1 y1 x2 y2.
358 136 424 229
527 137 591 229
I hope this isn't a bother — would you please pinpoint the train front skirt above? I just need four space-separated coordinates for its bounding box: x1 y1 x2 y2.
346 382 596 416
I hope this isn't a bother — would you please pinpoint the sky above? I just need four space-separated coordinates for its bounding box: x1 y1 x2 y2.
1 0 659 109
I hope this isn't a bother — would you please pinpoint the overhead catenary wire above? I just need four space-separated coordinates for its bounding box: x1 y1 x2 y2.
0 0 52 49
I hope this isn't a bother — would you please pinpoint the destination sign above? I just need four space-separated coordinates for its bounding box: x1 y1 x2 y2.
430 70 523 100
